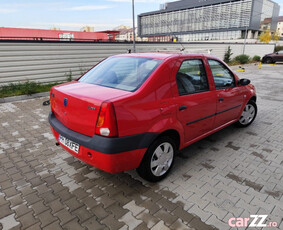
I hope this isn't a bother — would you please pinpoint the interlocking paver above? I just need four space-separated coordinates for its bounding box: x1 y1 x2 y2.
0 214 20 230
0 64 283 229
30 200 49 215
151 220 170 230
0 203 14 219
123 200 145 217
12 204 32 218
189 204 212 222
62 219 85 230
54 208 77 226
170 218 194 230
90 204 109 219
119 212 143 229
37 210 58 228
15 211 39 229
154 208 178 226
0 195 10 206
136 209 160 228
71 206 93 223
106 202 128 219
42 220 61 230
82 218 107 230
47 198 65 214
139 199 161 215
23 193 42 205
96 194 116 209
101 214 125 230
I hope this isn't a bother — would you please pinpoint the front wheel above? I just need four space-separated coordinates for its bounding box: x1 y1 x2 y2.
137 136 176 182
235 100 257 127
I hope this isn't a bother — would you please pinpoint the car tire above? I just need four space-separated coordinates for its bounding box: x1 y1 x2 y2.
137 136 176 182
265 57 274 64
235 100 257 128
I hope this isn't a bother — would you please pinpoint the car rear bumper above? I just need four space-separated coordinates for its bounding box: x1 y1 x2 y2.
49 112 158 173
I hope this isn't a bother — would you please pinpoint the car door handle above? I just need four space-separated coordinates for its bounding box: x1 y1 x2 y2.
219 97 224 102
179 105 187 111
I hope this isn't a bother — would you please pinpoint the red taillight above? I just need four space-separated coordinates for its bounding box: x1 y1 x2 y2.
95 102 118 137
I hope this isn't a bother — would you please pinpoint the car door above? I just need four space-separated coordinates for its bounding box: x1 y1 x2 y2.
173 58 217 144
206 59 243 129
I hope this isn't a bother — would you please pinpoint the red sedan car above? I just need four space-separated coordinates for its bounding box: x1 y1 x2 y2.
49 53 257 182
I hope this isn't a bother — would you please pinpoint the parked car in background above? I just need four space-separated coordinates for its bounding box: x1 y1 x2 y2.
262 50 283 63
49 53 257 182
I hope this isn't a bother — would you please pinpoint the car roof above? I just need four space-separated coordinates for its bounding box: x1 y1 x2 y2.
114 52 218 60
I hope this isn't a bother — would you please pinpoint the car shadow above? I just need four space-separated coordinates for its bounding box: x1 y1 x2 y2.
173 124 241 170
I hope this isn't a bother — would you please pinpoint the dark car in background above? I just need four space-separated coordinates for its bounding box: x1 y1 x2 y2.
262 50 283 63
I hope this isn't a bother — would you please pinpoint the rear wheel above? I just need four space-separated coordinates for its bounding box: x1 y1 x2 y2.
137 136 176 182
235 100 257 127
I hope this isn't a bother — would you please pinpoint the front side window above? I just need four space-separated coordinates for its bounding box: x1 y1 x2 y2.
176 59 209 96
208 59 235 89
79 57 163 92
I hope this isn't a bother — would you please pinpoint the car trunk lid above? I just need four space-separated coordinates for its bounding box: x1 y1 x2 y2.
51 82 130 137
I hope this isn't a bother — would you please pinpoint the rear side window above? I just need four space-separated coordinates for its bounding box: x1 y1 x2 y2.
79 57 163 92
208 59 235 89
176 59 209 96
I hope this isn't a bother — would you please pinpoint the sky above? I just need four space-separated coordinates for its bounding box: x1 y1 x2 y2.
0 0 283 32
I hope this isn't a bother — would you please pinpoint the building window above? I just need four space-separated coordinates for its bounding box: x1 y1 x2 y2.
140 0 252 36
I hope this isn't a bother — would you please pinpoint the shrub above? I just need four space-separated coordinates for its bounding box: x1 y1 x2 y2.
234 54 250 64
224 46 233 63
252 55 261 62
275 46 283 52
65 70 73 82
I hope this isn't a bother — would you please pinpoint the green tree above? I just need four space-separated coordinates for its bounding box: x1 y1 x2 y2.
224 46 233 63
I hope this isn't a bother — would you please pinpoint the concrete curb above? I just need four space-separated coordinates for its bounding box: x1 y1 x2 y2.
0 92 49 104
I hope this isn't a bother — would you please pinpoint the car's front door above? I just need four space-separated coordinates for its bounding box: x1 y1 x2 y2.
173 58 217 144
206 59 243 129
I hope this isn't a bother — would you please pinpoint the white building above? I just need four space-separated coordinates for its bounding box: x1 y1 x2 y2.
116 27 148 42
277 16 283 38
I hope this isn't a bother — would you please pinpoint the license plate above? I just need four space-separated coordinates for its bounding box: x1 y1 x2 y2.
59 135 80 154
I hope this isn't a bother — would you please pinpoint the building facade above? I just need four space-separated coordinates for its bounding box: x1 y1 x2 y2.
277 16 283 38
0 27 119 41
115 27 148 42
138 0 280 41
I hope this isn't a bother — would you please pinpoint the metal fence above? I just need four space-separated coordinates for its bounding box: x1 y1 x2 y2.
0 40 275 84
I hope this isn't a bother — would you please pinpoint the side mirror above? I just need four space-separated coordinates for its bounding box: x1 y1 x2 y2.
276 52 279 55
238 78 250 86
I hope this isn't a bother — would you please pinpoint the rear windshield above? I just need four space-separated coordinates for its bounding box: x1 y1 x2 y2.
79 57 163 92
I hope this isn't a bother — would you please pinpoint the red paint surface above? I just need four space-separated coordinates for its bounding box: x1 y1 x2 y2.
50 53 256 172
51 127 146 173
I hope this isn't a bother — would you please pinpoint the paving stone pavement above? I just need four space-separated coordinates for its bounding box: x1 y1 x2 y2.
0 63 282 230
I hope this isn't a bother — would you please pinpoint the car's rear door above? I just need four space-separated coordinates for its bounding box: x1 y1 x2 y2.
173 57 217 144
206 58 243 128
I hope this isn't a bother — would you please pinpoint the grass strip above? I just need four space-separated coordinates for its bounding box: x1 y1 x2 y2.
0 81 63 98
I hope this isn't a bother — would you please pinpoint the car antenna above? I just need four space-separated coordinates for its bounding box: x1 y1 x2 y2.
161 20 186 52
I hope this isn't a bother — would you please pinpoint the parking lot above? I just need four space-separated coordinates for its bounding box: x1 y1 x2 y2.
0 63 282 230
